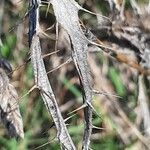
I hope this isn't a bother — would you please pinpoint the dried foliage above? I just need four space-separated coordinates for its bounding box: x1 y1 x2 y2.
0 0 150 149
0 60 24 139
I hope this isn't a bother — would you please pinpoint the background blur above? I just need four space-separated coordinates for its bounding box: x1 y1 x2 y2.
0 0 150 149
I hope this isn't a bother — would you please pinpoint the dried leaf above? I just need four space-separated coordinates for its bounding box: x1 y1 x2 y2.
31 34 75 149
29 1 76 149
0 68 24 139
51 0 93 149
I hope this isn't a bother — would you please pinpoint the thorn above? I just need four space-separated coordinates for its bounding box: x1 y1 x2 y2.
86 101 102 119
80 7 111 22
47 58 72 74
34 136 56 150
38 27 56 40
42 122 55 135
65 113 76 122
11 85 37 109
65 123 70 126
42 114 76 135
45 1 51 17
68 103 87 115
92 125 105 130
93 89 122 99
89 147 94 150
11 58 30 75
42 50 60 58
19 85 37 100
45 24 55 31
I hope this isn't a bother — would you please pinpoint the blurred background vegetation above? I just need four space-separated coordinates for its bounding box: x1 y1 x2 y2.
0 0 150 149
